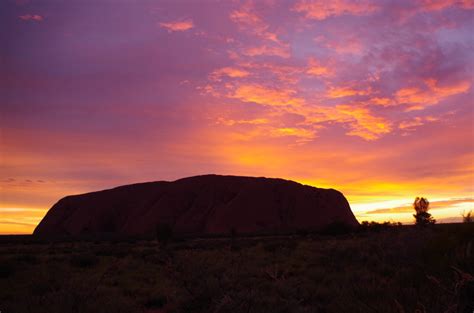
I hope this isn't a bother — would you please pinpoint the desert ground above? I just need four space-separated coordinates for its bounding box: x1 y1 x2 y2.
1 223 473 313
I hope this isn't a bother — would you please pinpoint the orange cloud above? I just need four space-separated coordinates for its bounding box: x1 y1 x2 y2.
301 105 391 140
19 14 43 21
0 208 46 235
160 19 194 32
239 62 304 84
211 67 250 79
315 36 364 55
364 197 474 214
370 97 394 106
216 117 268 126
396 79 470 111
306 58 333 77
230 4 280 43
327 86 371 98
398 117 425 130
336 105 392 140
269 127 317 142
231 84 304 107
294 0 379 20
242 45 290 58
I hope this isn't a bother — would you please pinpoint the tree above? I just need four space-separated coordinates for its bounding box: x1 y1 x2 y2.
413 197 436 226
461 210 472 223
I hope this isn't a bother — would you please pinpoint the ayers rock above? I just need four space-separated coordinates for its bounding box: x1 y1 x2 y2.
34 175 358 236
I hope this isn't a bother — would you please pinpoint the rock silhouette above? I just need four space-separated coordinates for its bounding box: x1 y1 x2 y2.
34 175 358 236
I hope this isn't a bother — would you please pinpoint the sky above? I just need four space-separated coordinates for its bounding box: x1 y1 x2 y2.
1 0 473 234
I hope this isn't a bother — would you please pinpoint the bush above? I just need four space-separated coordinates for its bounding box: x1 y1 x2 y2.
0 260 14 279
15 254 39 264
144 295 167 309
360 221 402 232
70 253 99 268
321 221 354 235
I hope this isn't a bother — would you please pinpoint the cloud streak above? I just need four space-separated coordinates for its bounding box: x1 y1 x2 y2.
159 19 194 32
365 198 474 215
294 0 379 20
19 14 43 21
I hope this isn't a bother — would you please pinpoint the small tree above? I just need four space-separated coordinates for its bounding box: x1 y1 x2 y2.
461 210 472 223
413 197 436 226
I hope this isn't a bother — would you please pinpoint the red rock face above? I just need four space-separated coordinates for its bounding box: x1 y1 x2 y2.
33 175 358 236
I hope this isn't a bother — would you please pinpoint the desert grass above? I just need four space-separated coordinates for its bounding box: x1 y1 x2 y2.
0 223 472 313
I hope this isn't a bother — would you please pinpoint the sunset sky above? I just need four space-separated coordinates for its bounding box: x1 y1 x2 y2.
1 0 473 234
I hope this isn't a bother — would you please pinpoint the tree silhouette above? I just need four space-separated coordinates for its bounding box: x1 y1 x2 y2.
413 197 436 226
461 210 472 223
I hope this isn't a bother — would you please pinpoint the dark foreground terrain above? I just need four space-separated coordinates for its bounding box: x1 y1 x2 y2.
1 224 473 313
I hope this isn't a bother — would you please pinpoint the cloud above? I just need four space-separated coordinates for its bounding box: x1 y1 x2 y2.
299 105 392 141
328 39 364 54
306 58 333 77
230 3 280 43
390 0 474 23
294 0 379 20
365 197 474 214
240 62 304 84
242 45 290 58
216 117 268 126
396 78 471 111
327 86 371 98
398 116 438 131
211 67 250 80
231 84 304 107
398 117 425 130
19 14 43 21
370 97 394 106
269 127 317 142
229 2 290 60
420 0 474 11
336 105 392 140
160 19 194 32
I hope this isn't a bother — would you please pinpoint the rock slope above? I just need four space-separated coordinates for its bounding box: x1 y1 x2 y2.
34 175 358 236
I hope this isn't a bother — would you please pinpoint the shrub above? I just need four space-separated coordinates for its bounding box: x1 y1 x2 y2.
321 221 354 235
0 260 14 279
70 253 99 268
359 221 402 232
15 253 39 264
144 295 167 309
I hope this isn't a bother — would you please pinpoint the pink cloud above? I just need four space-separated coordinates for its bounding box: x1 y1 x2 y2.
306 58 334 77
242 45 290 58
230 3 281 43
294 0 379 20
210 67 250 80
230 84 304 107
396 79 471 111
420 0 474 11
326 85 372 98
159 19 194 32
19 14 43 22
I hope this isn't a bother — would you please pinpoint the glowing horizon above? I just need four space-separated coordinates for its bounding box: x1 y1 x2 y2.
1 0 473 234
